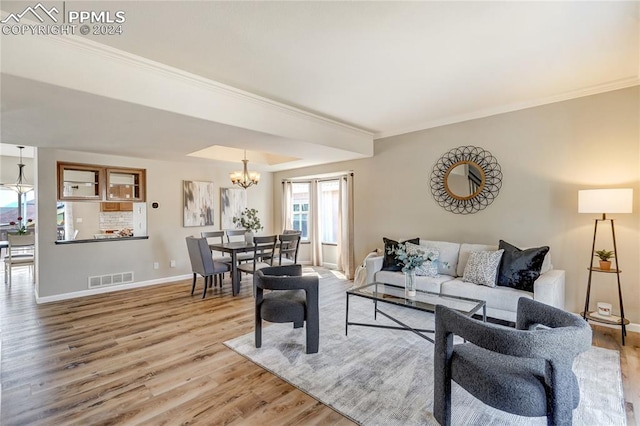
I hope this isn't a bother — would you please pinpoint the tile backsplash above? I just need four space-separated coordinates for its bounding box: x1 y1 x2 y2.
99 211 133 231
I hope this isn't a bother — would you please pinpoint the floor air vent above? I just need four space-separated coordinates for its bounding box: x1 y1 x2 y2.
88 272 135 289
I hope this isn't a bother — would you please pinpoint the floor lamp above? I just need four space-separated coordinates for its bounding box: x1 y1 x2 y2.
578 188 633 345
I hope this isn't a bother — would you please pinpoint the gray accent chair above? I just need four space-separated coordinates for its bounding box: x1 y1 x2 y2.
255 265 319 354
185 236 230 299
434 297 592 426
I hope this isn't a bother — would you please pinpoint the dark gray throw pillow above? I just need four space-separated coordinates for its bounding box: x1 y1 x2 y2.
497 240 549 293
382 237 420 271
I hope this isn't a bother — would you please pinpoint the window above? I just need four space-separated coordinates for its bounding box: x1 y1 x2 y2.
1 188 35 240
291 182 309 239
319 180 339 244
0 188 19 225
0 189 34 223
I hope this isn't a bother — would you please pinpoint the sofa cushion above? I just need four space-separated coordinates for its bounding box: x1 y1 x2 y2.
540 252 553 274
374 270 450 294
382 237 420 271
419 240 460 276
462 250 504 287
497 240 550 293
441 278 534 312
406 242 439 277
456 243 498 277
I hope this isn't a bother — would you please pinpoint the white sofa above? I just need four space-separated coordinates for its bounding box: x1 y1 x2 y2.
365 240 565 322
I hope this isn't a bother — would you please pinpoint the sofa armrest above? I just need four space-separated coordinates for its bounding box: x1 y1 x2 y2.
533 269 565 310
365 255 384 284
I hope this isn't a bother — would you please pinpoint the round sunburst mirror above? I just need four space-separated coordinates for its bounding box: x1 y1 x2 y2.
430 146 502 214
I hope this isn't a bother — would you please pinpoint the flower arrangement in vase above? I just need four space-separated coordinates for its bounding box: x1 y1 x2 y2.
9 217 34 235
232 208 263 243
387 242 430 297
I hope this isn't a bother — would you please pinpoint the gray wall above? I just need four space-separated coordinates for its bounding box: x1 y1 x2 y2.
274 87 640 322
36 149 273 298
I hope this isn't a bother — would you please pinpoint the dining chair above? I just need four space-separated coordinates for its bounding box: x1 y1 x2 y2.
276 232 301 265
201 231 232 263
185 236 230 299
225 229 254 262
4 233 35 286
237 235 277 294
225 229 246 242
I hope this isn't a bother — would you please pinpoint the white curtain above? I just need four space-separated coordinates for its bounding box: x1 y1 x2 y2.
337 173 355 279
310 179 323 266
281 180 292 231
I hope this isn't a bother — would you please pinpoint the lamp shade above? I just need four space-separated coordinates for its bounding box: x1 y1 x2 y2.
578 188 633 214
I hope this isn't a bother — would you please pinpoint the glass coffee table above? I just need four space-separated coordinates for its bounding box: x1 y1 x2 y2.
346 282 486 343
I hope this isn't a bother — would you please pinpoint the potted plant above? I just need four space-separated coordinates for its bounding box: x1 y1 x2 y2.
595 249 614 271
232 208 263 244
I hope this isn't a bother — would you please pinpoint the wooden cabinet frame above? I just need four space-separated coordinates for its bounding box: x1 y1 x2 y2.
100 202 134 212
57 162 104 201
57 162 146 202
106 168 146 202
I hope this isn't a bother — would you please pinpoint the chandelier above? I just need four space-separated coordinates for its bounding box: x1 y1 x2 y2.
229 150 260 189
1 146 33 195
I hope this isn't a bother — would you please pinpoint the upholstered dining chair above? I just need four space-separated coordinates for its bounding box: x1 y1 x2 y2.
276 232 301 265
237 235 277 294
433 297 592 426
185 236 230 298
4 233 35 286
255 265 319 354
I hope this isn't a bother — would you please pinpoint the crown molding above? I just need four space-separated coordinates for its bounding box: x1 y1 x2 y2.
375 77 640 140
35 32 374 139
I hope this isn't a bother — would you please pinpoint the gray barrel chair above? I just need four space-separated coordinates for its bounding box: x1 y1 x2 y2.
434 297 592 426
255 265 319 354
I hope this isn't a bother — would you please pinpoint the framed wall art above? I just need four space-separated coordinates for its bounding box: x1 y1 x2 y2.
220 187 246 229
183 180 215 227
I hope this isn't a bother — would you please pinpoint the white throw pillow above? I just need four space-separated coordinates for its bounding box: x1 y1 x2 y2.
462 249 504 287
406 242 439 277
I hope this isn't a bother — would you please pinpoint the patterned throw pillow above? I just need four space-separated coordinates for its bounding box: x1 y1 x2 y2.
462 249 505 287
405 242 439 277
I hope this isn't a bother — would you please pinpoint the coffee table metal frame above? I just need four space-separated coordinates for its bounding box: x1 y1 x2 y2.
345 282 486 343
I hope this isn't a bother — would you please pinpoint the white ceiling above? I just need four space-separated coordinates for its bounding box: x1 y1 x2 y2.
1 1 638 169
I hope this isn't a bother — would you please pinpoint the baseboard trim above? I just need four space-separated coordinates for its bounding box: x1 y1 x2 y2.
34 274 192 304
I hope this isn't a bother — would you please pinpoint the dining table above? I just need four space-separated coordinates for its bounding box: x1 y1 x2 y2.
208 241 255 296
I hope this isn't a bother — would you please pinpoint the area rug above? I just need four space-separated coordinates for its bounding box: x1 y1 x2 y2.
224 294 626 425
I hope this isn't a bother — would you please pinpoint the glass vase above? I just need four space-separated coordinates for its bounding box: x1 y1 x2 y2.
404 270 416 298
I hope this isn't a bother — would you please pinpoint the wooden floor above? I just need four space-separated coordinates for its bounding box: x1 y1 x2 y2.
1 268 638 425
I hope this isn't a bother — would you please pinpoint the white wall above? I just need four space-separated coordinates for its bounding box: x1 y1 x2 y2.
274 87 640 322
35 148 273 298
